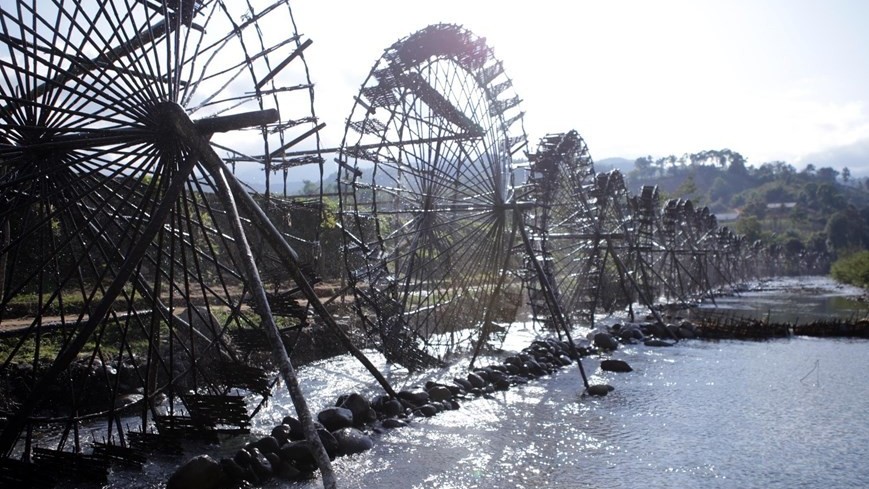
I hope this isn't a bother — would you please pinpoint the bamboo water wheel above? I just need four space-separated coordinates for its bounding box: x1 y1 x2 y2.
524 131 664 326
0 1 334 483
337 24 528 370
522 130 598 327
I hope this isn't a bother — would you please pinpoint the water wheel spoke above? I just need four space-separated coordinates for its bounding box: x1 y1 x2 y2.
339 24 526 368
1 4 334 481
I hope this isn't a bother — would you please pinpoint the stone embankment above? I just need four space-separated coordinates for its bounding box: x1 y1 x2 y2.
692 314 869 339
168 313 869 488
168 334 606 489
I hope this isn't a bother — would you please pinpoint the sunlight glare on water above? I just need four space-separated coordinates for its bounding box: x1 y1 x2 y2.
97 277 869 488
285 337 869 488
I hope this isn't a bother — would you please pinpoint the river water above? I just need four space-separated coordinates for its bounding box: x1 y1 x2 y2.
108 276 869 488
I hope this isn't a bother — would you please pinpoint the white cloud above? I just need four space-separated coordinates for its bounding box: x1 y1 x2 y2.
288 0 869 174
799 138 869 175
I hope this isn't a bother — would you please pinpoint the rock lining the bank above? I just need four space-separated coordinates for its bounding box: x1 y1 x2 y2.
167 329 635 488
170 312 869 488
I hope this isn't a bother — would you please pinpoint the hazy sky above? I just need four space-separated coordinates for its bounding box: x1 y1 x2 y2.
292 0 869 173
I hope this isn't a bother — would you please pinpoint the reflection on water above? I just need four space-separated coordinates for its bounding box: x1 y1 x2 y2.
99 277 869 488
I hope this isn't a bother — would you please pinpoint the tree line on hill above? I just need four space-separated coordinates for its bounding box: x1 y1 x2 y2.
626 149 869 264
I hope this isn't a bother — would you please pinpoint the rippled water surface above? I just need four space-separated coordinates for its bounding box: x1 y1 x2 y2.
265 337 869 489
695 276 869 323
106 277 869 488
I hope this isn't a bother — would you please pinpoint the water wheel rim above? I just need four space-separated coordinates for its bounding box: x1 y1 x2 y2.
337 24 528 365
0 0 318 458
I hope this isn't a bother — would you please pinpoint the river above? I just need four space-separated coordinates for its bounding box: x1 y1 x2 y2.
104 276 869 488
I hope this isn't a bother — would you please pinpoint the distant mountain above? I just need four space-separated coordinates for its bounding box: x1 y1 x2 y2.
231 174 307 196
595 157 635 174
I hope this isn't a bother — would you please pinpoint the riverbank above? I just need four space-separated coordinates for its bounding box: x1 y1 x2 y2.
165 297 869 487
32 276 869 488
245 328 869 489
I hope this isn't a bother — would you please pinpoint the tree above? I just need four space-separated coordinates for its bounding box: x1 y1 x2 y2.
754 162 776 183
817 166 839 183
735 216 763 242
301 179 319 195
726 151 749 179
806 232 829 254
774 161 797 179
815 183 845 210
831 250 869 288
842 167 851 184
790 204 808 224
741 195 767 219
675 173 699 201
783 236 804 257
765 183 794 203
797 182 818 205
708 176 730 204
633 156 653 176
825 207 866 255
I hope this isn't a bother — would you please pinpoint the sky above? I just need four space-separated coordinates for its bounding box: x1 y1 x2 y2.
289 0 869 176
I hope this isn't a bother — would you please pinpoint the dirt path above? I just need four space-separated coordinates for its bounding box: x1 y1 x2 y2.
0 280 355 337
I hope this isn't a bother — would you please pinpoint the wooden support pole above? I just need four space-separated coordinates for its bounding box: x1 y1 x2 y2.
203 149 400 400
516 213 590 390
0 166 8 306
172 106 337 489
256 38 313 90
604 237 674 340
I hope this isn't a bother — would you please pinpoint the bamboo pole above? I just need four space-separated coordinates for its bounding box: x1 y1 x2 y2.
516 213 590 390
172 106 337 488
202 148 400 399
604 237 674 339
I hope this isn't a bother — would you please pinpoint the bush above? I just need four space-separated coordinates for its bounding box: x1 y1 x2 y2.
830 250 869 288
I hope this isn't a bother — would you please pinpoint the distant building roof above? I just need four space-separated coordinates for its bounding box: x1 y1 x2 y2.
766 202 797 209
716 211 739 221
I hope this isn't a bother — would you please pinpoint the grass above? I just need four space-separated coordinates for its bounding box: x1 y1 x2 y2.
831 250 869 289
0 305 264 366
1 320 156 365
2 286 154 319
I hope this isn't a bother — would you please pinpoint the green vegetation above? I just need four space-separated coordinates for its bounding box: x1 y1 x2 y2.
626 149 869 266
0 307 267 365
1 319 154 363
830 251 869 288
2 287 153 319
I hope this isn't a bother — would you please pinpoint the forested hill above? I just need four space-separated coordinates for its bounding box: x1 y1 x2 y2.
623 149 869 261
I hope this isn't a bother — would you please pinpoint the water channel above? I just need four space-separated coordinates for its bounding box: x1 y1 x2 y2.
100 276 869 488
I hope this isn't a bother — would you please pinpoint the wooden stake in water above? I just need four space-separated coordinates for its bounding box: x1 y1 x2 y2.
516 213 590 390
174 106 337 489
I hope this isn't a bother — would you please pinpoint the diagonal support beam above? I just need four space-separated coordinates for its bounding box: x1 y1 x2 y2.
515 211 590 390
169 107 337 489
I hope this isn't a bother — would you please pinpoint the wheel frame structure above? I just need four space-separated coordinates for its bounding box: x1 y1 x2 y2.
337 24 528 370
659 199 715 301
0 1 336 483
522 131 598 328
523 131 666 328
628 185 668 302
